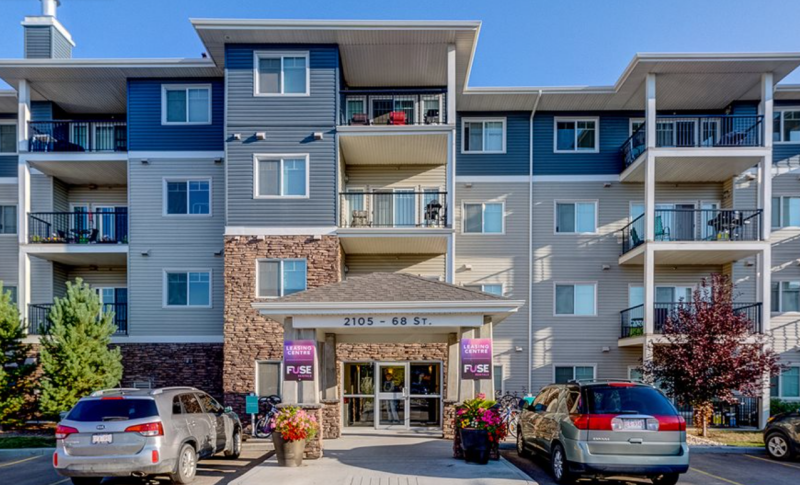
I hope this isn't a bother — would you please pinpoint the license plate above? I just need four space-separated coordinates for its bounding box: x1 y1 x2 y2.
621 419 645 430
91 434 113 444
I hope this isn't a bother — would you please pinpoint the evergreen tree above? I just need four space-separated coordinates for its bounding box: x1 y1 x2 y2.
0 282 34 428
38 279 123 417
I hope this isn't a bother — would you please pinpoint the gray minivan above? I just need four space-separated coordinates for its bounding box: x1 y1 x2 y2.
54 387 242 485
516 381 689 485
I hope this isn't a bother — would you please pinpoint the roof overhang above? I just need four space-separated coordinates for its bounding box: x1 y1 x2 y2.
0 58 222 113
191 19 480 88
0 89 16 112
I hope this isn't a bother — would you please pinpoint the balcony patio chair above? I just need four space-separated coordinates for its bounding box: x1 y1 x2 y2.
629 227 643 248
350 210 369 228
654 215 670 241
88 228 99 244
350 113 369 125
425 109 440 125
424 200 444 227
388 111 407 125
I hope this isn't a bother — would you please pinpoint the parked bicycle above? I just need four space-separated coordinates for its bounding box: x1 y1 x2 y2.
495 390 524 438
252 394 282 438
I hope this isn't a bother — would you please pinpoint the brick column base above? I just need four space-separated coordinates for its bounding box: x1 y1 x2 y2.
443 400 457 440
321 400 341 439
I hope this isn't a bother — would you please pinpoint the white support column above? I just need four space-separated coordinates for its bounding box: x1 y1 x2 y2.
644 153 656 242
17 80 30 153
645 73 657 149
17 251 30 321
445 233 455 284
446 44 456 125
759 248 771 334
643 244 655 338
445 127 456 284
760 73 774 150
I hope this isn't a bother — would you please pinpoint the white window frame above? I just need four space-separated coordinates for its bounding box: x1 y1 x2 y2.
771 279 800 314
493 364 505 395
628 366 644 382
253 51 311 97
629 118 645 136
461 118 507 154
464 283 505 296
461 200 506 235
255 258 308 299
774 365 800 400
253 154 310 199
254 360 283 397
554 117 600 153
162 178 212 217
162 269 212 309
772 195 800 229
774 107 800 144
161 84 212 126
553 281 598 317
0 120 19 154
0 204 17 236
554 200 598 235
552 364 597 383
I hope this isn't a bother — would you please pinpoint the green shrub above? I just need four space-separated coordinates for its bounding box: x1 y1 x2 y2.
771 398 800 416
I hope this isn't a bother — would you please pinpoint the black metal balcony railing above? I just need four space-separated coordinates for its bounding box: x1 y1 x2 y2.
339 90 447 126
28 121 127 153
621 209 762 254
28 303 128 335
339 191 448 228
621 115 765 168
620 302 762 338
29 211 129 244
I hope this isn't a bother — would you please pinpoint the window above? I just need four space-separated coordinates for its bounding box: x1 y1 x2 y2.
463 202 503 234
465 284 504 296
462 119 505 153
257 259 307 298
774 109 800 143
254 51 309 96
198 393 224 414
256 361 282 397
0 205 16 234
254 155 309 198
3 285 16 304
555 118 598 152
0 121 17 153
773 367 800 399
555 201 597 234
164 180 210 216
554 366 595 384
164 271 211 308
179 394 203 414
555 283 596 316
772 196 800 228
162 85 211 125
493 365 504 396
629 367 644 382
772 281 800 312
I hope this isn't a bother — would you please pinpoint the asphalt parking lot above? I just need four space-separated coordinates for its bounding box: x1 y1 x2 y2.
0 443 273 485
502 446 800 485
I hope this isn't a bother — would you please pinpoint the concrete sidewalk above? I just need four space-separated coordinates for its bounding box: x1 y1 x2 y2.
232 434 536 485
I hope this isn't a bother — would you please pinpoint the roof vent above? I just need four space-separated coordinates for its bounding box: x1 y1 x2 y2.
23 0 74 59
41 0 60 17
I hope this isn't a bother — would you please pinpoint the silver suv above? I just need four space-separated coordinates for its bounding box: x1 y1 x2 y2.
53 387 242 485
516 381 689 485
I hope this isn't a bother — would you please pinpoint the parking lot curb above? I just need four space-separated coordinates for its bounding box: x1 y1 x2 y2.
0 447 54 459
690 446 765 454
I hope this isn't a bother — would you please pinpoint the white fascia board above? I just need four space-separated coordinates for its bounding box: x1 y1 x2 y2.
252 299 524 314
191 18 481 30
225 226 338 236
129 151 225 159
0 58 219 69
22 153 128 162
22 244 128 255
0 177 18 184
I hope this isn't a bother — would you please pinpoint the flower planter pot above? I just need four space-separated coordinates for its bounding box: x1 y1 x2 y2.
459 428 490 464
272 433 306 467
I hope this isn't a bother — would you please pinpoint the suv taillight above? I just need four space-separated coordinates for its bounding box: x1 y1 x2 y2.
655 415 686 431
124 422 164 437
570 414 615 430
55 425 78 439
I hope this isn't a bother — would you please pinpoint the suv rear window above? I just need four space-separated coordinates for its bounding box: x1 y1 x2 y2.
583 385 677 416
67 398 159 422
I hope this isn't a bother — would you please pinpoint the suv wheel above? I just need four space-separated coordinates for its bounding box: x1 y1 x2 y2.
550 443 576 484
652 473 680 485
224 428 242 459
766 433 794 461
516 432 531 458
170 443 197 484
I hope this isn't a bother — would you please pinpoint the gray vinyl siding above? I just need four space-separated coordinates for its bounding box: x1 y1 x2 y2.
53 178 69 212
52 262 69 299
455 181 530 394
0 156 16 178
344 165 445 190
345 254 445 279
67 186 128 207
0 183 18 287
29 255 53 304
51 28 73 59
731 174 759 302
128 156 224 336
30 174 53 212
69 267 127 288
24 26 52 59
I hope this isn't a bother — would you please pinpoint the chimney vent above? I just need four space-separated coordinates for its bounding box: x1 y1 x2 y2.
41 0 60 17
23 0 74 59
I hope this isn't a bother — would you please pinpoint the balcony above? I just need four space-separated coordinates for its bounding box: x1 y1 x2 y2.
620 302 762 339
620 115 766 183
28 121 127 153
337 191 451 254
339 90 447 127
620 208 765 265
29 211 128 245
28 303 128 336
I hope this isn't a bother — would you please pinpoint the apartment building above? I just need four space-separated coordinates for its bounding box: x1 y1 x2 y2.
0 1 799 440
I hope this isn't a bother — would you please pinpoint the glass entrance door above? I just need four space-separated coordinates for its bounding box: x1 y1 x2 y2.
377 363 407 429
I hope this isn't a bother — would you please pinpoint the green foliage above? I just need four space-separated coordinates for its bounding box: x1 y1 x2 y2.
0 282 35 426
38 279 123 417
770 398 800 416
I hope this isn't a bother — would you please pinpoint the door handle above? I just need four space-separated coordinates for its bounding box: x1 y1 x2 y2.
629 438 643 444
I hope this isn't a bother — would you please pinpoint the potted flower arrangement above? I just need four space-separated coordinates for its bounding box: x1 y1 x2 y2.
454 393 507 464
269 406 319 467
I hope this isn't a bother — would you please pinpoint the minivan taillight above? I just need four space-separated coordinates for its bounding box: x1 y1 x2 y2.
55 425 78 439
569 414 615 430
655 415 686 432
124 422 164 437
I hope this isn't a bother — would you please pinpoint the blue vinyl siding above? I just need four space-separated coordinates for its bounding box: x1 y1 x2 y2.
51 28 72 59
456 112 530 176
533 112 638 176
30 101 53 121
0 156 16 177
127 79 224 151
774 100 800 164
24 26 51 59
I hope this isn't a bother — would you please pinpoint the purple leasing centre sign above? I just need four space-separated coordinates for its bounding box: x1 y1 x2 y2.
284 340 315 381
461 338 492 380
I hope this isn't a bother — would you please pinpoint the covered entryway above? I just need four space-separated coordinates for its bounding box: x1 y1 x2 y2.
252 272 524 439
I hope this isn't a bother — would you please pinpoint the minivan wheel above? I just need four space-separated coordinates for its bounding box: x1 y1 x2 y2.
170 444 197 484
766 433 793 461
516 432 531 458
550 443 576 484
225 428 242 459
651 473 680 485
70 478 103 485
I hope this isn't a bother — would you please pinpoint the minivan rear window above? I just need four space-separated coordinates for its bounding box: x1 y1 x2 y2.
67 398 159 422
583 386 677 416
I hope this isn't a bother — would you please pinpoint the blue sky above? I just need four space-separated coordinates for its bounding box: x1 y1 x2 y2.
1 0 800 88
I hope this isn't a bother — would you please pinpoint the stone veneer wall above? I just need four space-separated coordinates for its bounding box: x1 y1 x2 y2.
321 400 341 439
223 235 341 416
118 343 224 399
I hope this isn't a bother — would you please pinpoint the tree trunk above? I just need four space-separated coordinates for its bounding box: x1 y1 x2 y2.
693 402 713 438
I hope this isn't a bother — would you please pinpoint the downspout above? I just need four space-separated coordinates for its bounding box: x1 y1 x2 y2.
527 90 542 394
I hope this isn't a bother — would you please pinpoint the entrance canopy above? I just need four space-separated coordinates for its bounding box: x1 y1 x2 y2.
252 272 524 333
